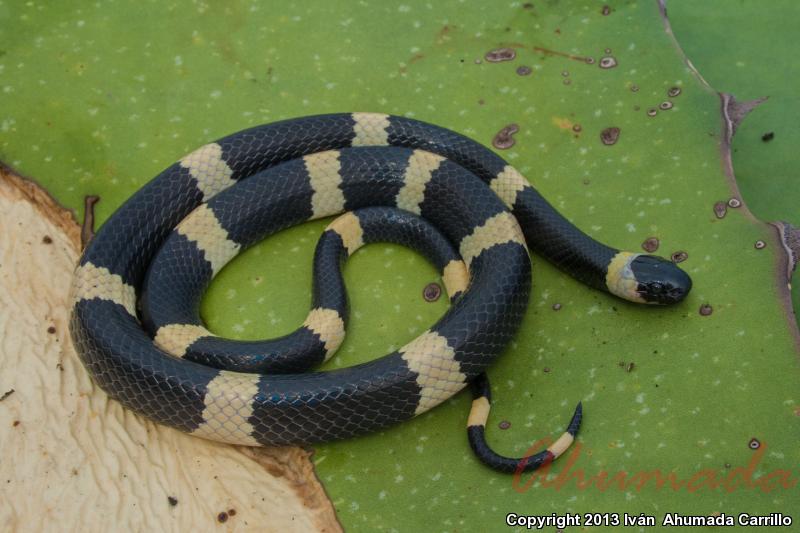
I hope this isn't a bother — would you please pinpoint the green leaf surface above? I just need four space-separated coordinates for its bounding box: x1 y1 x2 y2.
667 0 800 340
1 1 798 532
667 0 800 226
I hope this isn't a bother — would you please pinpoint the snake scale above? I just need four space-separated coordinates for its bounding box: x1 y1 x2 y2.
69 113 692 472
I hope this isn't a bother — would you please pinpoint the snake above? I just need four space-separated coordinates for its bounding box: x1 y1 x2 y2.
69 113 692 472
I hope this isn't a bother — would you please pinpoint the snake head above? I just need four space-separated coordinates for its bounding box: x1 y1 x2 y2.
607 252 692 305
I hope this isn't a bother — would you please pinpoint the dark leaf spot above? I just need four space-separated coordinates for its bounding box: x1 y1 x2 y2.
423 282 441 302
714 201 727 219
699 304 713 316
492 123 519 149
484 48 516 63
761 132 774 142
641 237 659 253
599 56 617 69
671 251 688 263
600 127 620 145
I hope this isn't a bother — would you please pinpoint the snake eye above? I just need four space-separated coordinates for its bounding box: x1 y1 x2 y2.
649 281 664 294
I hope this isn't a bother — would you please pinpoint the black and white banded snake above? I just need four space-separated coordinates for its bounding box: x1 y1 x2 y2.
69 113 692 472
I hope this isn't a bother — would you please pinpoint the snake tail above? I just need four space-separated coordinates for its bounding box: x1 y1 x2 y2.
467 372 583 473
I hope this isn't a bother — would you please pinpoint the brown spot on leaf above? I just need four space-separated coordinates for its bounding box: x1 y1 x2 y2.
492 123 519 149
626 362 635 373
601 5 611 15
748 438 760 450
671 251 688 263
552 303 562 311
42 235 52 244
668 86 682 97
516 65 532 76
0 390 14 402
600 127 621 145
641 237 659 253
699 304 713 316
423 282 441 302
498 420 511 430
217 512 229 523
228 509 237 516
12 420 20 427
168 496 178 506
630 84 639 92
47 326 56 334
659 101 674 110
714 201 727 219
572 124 582 133
761 132 774 142
647 108 658 117
754 240 766 250
599 56 617 69
727 198 742 208
484 48 516 63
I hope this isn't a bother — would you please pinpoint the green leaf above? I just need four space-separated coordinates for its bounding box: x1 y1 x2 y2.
667 0 800 335
1 1 797 531
667 0 800 225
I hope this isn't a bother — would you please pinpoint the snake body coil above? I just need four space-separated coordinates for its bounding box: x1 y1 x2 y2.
70 113 691 471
